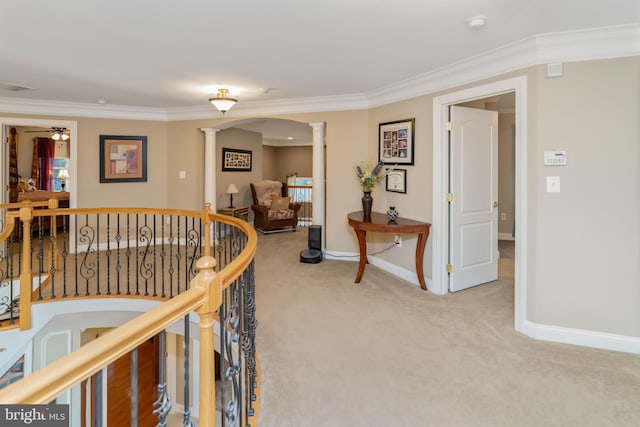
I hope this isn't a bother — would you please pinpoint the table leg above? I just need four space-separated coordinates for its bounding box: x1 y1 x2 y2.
354 228 368 283
415 230 429 291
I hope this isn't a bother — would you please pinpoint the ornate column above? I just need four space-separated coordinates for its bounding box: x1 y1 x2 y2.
200 128 220 212
309 122 325 252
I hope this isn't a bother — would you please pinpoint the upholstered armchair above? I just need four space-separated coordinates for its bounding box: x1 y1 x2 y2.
250 180 301 233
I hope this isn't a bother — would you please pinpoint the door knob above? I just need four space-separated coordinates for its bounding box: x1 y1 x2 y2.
493 201 499 208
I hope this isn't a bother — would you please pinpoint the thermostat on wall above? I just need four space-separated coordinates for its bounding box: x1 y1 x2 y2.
544 150 567 166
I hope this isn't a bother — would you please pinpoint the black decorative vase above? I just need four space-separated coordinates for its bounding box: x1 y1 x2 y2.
386 206 399 222
362 191 373 220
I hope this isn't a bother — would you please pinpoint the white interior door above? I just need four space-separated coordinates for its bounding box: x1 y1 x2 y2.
449 106 498 292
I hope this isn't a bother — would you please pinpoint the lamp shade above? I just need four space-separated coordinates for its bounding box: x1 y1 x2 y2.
57 169 70 179
225 184 239 195
209 88 237 114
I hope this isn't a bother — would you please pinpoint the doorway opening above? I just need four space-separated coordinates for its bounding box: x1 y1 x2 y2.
432 76 528 333
1 118 77 208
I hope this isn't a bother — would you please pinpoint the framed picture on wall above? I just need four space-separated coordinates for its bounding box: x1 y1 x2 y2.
378 118 415 165
385 168 407 193
222 148 252 172
99 135 147 183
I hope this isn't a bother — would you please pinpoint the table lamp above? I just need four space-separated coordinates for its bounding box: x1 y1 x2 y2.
57 169 70 191
225 183 239 208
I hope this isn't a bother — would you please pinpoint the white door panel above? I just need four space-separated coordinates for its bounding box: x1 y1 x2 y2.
450 106 498 292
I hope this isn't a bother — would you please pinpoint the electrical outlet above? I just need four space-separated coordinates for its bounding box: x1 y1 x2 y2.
394 234 402 248
500 213 507 221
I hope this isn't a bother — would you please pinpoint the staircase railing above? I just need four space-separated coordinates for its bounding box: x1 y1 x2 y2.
0 202 259 426
288 184 312 226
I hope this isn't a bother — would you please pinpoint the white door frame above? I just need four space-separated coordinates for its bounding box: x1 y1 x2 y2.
431 75 528 333
0 117 78 208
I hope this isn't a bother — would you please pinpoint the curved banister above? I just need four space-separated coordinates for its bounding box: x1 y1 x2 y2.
0 203 259 426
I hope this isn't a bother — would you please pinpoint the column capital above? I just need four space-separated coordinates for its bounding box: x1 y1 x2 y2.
200 127 220 136
309 122 325 129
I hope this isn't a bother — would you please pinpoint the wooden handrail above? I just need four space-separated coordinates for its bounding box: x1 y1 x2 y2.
0 285 206 403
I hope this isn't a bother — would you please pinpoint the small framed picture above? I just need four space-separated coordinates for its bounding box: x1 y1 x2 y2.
100 135 147 183
386 168 407 194
379 118 415 165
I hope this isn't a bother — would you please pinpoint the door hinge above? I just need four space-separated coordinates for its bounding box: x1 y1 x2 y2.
446 263 453 273
446 122 453 132
446 192 453 203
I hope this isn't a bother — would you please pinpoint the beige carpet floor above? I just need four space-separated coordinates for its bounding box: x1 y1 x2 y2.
254 230 640 427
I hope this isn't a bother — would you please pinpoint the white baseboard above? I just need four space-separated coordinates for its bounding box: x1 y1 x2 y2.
522 320 640 354
498 233 514 241
324 250 359 260
324 249 432 291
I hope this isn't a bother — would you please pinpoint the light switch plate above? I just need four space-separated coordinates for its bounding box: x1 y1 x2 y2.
179 170 186 179
546 176 560 193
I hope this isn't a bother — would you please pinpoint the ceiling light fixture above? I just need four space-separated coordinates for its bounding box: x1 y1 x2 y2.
209 88 237 114
51 127 70 141
466 15 487 30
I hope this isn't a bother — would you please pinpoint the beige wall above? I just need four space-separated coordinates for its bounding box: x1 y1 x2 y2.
273 146 313 179
261 145 312 181
533 57 639 335
77 118 169 208
498 113 515 236
1 56 638 340
262 145 277 181
216 128 263 214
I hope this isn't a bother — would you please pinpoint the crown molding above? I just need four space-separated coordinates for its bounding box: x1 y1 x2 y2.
165 93 369 121
368 23 639 107
0 24 637 121
0 97 169 121
262 139 313 147
535 23 640 63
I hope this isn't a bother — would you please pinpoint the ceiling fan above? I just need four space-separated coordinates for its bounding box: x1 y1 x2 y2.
24 127 70 141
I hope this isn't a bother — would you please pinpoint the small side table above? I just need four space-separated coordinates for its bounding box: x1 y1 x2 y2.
217 206 249 221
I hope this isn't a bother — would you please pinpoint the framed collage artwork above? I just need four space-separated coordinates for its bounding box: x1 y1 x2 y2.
222 148 252 172
379 118 415 165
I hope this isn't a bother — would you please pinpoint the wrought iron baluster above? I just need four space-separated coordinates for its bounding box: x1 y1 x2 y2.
153 214 158 297
74 216 79 297
106 214 112 295
186 217 200 282
78 214 96 296
223 278 241 426
244 261 258 421
61 215 68 298
131 347 138 427
136 214 140 295
94 370 103 427
153 331 171 426
96 214 100 296
183 316 193 427
126 214 132 295
169 216 175 298
48 224 56 299
160 215 166 298
116 214 122 295
138 214 153 296
176 219 181 294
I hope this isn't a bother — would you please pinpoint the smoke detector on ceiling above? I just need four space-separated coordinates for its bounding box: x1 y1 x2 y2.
466 15 487 30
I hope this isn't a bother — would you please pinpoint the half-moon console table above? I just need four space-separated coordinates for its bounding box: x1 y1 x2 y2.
347 211 431 291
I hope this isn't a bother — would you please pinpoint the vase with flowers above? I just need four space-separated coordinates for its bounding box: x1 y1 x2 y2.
355 161 386 220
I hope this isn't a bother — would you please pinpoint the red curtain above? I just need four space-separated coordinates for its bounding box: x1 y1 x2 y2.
33 137 55 191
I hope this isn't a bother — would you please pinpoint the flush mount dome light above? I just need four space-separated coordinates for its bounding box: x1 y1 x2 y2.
209 88 238 114
466 15 487 30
